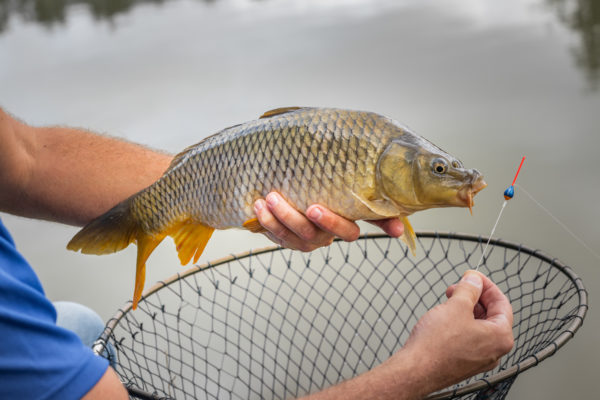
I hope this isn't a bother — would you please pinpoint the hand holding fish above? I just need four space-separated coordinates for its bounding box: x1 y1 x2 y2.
254 192 404 252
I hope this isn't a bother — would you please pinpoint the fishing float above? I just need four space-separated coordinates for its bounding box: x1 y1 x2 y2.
475 156 525 271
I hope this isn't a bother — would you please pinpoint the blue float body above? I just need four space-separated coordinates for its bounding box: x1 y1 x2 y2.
504 185 515 200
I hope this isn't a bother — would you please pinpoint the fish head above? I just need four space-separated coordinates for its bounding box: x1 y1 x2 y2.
378 136 487 213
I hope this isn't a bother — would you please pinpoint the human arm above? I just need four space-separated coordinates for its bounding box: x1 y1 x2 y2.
298 270 514 400
82 367 128 400
0 107 172 226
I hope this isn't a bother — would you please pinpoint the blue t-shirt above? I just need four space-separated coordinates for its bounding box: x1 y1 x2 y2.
0 218 108 399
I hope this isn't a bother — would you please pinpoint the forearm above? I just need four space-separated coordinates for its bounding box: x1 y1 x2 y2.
298 348 433 400
0 109 172 226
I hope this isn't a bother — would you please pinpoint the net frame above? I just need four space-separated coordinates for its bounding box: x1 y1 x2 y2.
93 232 588 400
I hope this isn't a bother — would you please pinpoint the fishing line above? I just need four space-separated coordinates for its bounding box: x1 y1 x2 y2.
475 155 599 272
474 200 507 271
475 156 524 272
516 183 600 262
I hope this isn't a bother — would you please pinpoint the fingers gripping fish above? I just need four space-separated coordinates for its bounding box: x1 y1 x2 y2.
67 107 486 309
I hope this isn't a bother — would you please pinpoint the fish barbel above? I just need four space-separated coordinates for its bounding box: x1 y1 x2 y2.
67 107 486 308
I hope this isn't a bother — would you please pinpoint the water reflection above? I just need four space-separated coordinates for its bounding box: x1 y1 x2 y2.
1 0 599 89
0 0 171 32
546 0 600 89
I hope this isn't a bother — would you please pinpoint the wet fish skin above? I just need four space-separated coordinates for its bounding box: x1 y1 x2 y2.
67 107 485 308
133 108 395 233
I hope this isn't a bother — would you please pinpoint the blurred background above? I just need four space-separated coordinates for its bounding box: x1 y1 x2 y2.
1 0 598 398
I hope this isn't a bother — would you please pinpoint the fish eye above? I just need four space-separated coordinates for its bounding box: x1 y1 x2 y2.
432 158 448 174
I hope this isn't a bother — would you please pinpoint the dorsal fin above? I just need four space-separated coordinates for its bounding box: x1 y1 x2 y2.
167 143 197 171
259 107 302 119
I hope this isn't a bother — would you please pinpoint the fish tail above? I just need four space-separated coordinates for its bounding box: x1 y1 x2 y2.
67 197 166 309
133 233 165 309
130 221 214 309
67 198 139 255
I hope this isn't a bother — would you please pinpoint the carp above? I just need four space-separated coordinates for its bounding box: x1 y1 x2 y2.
68 107 486 308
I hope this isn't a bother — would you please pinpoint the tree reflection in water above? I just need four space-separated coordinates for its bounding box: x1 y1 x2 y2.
546 0 600 89
0 0 598 90
0 0 172 32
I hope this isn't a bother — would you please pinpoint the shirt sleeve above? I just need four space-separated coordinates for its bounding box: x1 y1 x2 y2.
0 219 109 400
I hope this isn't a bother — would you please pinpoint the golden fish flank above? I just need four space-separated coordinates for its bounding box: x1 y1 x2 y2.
67 107 486 309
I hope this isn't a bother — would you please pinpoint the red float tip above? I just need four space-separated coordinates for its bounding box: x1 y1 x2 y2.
511 156 525 186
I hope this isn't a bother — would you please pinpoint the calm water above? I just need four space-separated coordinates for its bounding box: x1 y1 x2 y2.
1 0 599 398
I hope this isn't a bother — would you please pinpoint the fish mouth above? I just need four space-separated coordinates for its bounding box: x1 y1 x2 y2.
459 176 487 215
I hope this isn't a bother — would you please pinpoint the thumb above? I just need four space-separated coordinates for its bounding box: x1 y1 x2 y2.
449 270 483 307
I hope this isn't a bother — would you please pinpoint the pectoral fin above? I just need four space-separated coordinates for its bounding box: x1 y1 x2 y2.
400 217 417 256
351 191 400 217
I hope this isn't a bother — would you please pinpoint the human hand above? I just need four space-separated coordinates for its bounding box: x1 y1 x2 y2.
253 192 404 251
297 271 513 400
388 270 514 396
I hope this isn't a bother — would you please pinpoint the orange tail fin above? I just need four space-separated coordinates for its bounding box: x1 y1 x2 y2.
67 198 138 255
132 234 165 309
67 197 168 310
68 201 216 310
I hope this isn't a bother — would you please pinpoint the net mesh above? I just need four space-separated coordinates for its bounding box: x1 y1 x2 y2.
95 233 587 400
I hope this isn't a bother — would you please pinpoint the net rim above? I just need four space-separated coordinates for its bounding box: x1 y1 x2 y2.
94 232 588 400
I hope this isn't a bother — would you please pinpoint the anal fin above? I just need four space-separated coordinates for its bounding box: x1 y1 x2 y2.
169 220 215 265
243 218 267 233
400 216 417 256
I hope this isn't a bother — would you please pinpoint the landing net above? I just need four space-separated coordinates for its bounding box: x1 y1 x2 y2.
94 232 587 400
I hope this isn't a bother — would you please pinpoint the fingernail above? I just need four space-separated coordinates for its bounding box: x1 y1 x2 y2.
308 206 323 221
462 273 482 288
254 200 264 213
266 193 279 207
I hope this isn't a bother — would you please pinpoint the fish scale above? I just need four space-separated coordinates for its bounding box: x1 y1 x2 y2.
68 107 486 309
184 109 366 225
